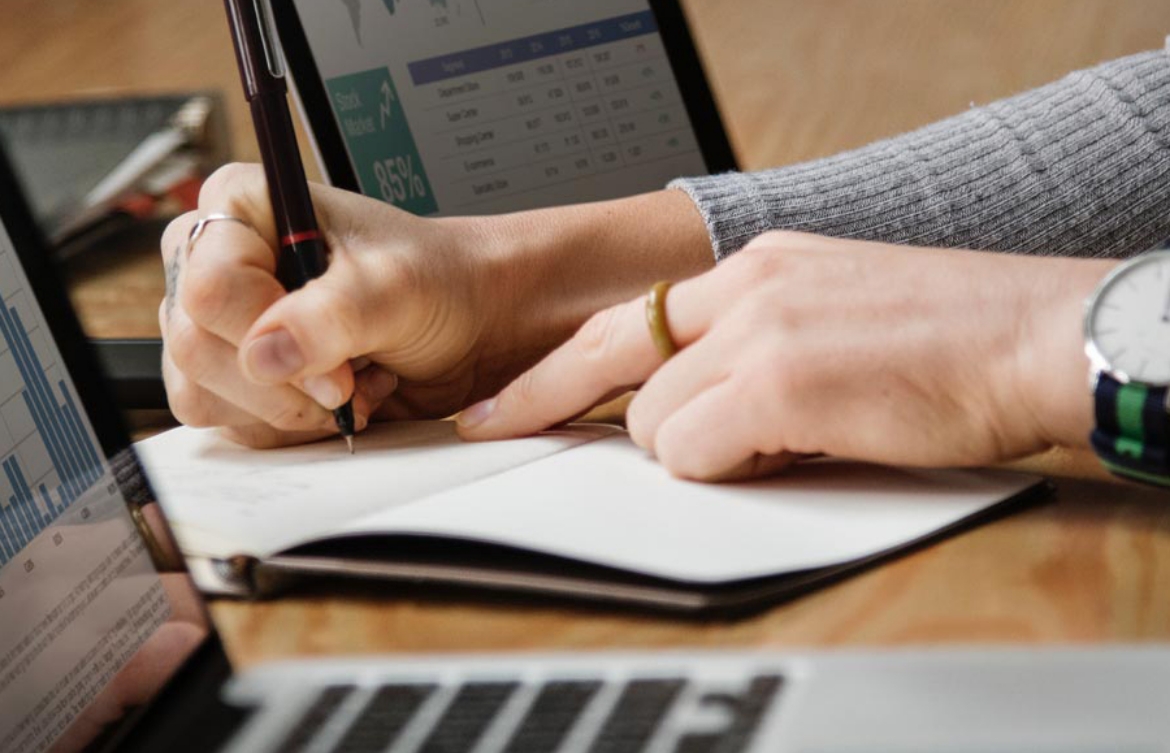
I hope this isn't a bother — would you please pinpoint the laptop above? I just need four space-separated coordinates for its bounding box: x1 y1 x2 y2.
1 143 1169 753
269 0 738 216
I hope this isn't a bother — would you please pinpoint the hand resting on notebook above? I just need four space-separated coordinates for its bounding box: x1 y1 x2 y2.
159 163 1115 479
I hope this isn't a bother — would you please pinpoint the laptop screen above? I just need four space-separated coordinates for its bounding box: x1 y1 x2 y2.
281 0 721 216
0 163 212 753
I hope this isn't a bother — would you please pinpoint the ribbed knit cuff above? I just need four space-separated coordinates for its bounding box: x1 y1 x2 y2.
672 48 1170 262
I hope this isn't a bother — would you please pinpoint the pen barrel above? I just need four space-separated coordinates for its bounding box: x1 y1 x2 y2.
248 92 328 288
277 237 330 292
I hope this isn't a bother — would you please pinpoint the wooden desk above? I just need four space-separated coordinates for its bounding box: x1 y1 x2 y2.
3 0 1169 668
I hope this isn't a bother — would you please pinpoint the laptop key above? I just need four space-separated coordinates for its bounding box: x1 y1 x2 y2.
419 681 520 753
588 679 687 753
273 684 356 753
333 684 437 753
501 680 604 753
673 675 784 753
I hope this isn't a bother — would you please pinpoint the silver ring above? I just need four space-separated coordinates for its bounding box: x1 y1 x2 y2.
185 213 261 256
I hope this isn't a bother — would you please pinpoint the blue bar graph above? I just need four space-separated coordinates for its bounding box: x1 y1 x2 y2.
0 295 100 567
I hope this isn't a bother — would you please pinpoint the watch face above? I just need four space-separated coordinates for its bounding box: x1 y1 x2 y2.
1086 250 1170 385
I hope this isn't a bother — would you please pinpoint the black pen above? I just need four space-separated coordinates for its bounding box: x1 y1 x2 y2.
223 0 356 452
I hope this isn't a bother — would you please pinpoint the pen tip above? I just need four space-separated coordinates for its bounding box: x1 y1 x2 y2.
345 436 355 455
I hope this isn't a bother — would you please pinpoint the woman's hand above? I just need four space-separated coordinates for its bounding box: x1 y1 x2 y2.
458 232 1116 479
160 164 711 448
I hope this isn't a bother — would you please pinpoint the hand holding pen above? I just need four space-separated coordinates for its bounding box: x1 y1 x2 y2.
222 0 357 452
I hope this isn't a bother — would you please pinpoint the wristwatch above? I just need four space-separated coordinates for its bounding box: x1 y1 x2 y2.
1084 249 1170 486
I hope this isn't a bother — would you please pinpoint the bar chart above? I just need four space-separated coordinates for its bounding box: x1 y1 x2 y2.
0 267 102 567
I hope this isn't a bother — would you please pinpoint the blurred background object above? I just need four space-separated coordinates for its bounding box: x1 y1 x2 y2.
0 93 230 258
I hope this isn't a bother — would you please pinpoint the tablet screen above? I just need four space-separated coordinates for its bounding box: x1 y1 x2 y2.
288 0 715 216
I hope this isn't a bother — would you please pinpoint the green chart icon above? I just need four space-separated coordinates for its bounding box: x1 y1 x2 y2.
326 67 438 216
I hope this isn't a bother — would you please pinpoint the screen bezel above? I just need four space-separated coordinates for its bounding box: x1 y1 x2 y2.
0 142 234 753
271 0 739 198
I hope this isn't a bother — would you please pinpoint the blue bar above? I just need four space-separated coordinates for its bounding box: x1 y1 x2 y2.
7 494 28 550
0 305 81 499
10 307 89 498
40 485 56 518
23 391 78 502
3 459 34 542
409 11 658 86
10 461 47 525
0 500 19 561
10 460 38 542
60 383 100 490
62 382 100 475
4 460 28 541
0 305 69 500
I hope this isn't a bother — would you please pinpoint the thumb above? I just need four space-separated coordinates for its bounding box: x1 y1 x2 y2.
239 274 368 387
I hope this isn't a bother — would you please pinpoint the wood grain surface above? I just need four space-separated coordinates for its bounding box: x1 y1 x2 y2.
2 1 1169 668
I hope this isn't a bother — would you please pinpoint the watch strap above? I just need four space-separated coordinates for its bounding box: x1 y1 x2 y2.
1091 374 1170 486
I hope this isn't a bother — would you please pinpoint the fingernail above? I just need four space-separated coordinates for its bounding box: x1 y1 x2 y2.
457 398 496 430
364 369 399 403
245 329 304 382
303 375 343 409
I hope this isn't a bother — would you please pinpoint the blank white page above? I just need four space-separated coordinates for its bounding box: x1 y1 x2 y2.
329 433 1041 583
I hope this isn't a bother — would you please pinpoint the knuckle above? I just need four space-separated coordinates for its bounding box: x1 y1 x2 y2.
199 162 259 209
625 394 654 449
165 316 204 375
654 432 709 481
180 265 233 326
161 211 197 258
735 243 784 278
166 385 215 428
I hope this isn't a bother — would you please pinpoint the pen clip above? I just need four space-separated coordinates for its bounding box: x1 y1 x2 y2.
252 0 286 80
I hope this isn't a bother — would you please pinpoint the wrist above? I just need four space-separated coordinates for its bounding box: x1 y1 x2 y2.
1016 257 1119 451
460 190 713 360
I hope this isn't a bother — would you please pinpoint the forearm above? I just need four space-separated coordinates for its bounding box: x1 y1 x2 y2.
461 190 712 358
675 48 1170 261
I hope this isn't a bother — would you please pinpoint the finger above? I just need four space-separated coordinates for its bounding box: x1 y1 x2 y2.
161 212 198 322
653 377 786 481
625 330 732 451
180 215 286 345
160 211 198 267
238 271 373 385
196 163 280 246
704 452 801 483
166 306 336 433
161 349 259 428
218 370 395 449
218 423 344 450
457 278 719 440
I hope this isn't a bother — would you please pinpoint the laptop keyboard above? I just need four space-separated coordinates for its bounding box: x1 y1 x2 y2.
267 674 782 753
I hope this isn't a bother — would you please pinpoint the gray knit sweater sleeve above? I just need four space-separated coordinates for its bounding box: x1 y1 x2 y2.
671 47 1170 262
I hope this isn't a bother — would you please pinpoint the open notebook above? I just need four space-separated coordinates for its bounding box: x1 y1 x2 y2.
135 421 1047 614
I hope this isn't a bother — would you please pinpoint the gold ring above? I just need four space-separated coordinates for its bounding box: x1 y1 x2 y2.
645 280 678 360
185 213 261 257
